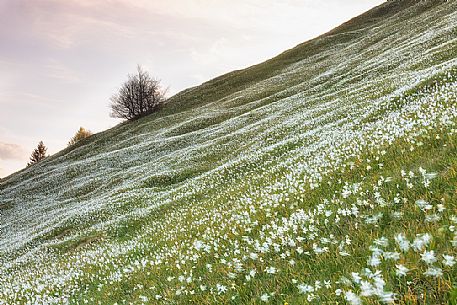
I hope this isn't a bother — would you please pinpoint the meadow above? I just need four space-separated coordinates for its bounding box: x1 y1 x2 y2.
1 0 457 304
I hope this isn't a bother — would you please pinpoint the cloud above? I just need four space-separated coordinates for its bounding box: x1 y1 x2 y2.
0 142 27 160
44 60 80 83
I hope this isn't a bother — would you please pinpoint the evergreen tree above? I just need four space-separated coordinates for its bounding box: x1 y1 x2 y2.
28 141 47 166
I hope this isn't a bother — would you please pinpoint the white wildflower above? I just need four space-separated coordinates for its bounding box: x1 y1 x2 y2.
384 252 400 261
415 199 432 211
424 267 443 278
351 272 362 284
139 295 148 302
437 204 446 212
307 293 316 302
412 233 432 252
443 254 455 267
298 284 314 294
424 172 438 180
425 214 440 223
324 280 331 289
379 291 395 304
345 291 362 305
260 294 270 302
265 266 277 274
395 264 409 277
395 233 410 252
216 284 227 295
360 281 374 296
421 250 437 264
374 237 389 247
368 254 382 267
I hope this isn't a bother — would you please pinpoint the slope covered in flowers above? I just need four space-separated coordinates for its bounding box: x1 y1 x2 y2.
1 0 457 304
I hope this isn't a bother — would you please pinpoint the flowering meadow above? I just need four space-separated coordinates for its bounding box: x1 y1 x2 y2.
1 1 457 304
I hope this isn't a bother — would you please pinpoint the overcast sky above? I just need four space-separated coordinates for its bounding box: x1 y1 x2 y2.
0 0 384 178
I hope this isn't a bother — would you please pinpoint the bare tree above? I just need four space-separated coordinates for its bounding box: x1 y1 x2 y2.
110 65 167 120
28 141 47 166
68 127 92 146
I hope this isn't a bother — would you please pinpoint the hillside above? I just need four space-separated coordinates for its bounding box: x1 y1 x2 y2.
1 0 457 304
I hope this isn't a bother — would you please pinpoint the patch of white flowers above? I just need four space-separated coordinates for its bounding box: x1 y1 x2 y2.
1 1 457 304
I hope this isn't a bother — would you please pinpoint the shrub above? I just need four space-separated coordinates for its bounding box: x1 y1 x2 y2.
68 127 92 146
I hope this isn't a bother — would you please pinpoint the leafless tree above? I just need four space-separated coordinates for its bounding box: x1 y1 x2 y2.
110 65 167 120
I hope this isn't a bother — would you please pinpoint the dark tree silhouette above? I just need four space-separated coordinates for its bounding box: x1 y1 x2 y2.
28 141 47 166
110 65 167 120
68 127 92 146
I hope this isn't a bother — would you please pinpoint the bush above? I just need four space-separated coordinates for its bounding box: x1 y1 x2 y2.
110 65 167 120
68 127 92 146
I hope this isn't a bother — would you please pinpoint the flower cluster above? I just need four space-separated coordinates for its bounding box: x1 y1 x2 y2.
1 1 457 304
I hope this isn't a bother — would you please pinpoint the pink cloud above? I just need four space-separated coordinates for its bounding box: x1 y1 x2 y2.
0 142 27 160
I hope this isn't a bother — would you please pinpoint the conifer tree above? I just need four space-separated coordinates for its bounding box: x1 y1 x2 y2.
28 141 47 166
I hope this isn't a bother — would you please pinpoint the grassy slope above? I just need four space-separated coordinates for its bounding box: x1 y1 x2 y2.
1 0 457 304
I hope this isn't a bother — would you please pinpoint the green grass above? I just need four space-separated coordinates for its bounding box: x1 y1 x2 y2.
65 120 457 305
1 0 457 304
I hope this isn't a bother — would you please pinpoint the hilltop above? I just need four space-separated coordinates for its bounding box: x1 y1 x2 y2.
1 0 457 304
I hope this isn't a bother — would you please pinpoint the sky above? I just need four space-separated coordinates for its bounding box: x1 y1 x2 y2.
0 0 385 178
